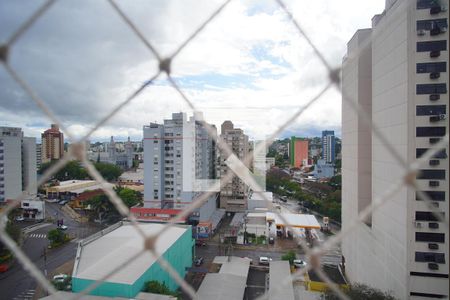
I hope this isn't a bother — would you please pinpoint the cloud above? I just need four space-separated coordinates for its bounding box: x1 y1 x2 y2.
0 0 384 141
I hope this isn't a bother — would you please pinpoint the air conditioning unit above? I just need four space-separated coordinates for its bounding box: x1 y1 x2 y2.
429 137 441 144
430 72 440 79
429 222 439 229
417 29 426 36
430 6 442 14
430 50 441 58
428 263 439 270
429 181 440 187
428 243 439 250
429 94 440 101
429 159 440 166
430 27 442 36
415 221 423 228
430 114 446 122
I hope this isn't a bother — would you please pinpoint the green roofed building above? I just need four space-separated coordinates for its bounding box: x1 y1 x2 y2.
72 221 194 298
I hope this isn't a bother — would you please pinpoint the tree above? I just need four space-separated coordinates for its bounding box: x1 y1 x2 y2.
323 283 398 300
93 162 123 181
281 250 297 265
48 229 68 247
143 280 177 296
116 187 141 207
86 187 140 223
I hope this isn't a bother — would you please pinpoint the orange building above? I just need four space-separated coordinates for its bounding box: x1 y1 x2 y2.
290 137 309 168
41 124 64 163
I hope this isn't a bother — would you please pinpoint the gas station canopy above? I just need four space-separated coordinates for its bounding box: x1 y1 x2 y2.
266 212 321 229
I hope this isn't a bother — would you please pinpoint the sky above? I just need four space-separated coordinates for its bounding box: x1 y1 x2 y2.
0 0 385 142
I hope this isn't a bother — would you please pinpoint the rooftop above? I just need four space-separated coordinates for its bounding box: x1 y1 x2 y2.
73 222 189 284
195 256 250 300
269 261 295 300
266 213 320 229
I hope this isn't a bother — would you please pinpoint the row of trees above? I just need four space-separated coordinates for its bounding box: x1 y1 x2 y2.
39 160 123 182
86 186 141 224
266 169 342 222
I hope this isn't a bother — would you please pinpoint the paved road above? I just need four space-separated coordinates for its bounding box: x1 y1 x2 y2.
0 202 102 300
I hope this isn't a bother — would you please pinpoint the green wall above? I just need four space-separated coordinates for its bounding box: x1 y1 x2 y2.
72 226 194 298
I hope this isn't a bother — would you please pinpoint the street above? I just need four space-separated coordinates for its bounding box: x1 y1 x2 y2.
0 202 102 300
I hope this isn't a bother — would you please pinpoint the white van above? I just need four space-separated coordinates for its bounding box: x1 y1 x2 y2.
259 256 272 265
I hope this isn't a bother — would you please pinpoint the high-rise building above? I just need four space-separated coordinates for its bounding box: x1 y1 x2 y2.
219 120 250 211
0 127 37 202
41 124 64 163
289 137 308 168
143 113 217 222
322 130 336 163
36 143 42 170
342 0 448 298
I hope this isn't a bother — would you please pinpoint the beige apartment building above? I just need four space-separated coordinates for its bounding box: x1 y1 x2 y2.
41 124 64 164
342 0 449 299
219 121 250 212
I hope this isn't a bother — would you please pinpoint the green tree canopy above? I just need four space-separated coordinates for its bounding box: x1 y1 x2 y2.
324 283 398 300
281 250 297 265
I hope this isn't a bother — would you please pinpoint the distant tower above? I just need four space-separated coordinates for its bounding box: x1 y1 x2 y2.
125 136 133 168
108 136 116 164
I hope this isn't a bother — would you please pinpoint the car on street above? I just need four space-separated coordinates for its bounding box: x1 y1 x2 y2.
293 259 307 268
194 257 204 266
268 237 275 244
195 240 207 247
58 225 68 230
15 216 24 221
259 256 272 265
52 274 69 283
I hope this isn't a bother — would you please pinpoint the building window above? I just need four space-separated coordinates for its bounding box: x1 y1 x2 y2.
416 62 447 74
417 19 448 31
417 0 444 9
410 292 447 299
416 148 447 158
416 127 446 137
416 191 446 201
417 40 447 52
416 105 446 115
416 251 446 263
416 232 445 243
417 169 446 180
416 84 447 94
410 272 449 278
416 211 445 221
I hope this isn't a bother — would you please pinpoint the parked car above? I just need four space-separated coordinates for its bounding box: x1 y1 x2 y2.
195 240 207 247
194 257 204 266
15 216 24 221
259 256 272 265
0 264 9 273
268 237 275 244
58 200 68 205
52 274 69 283
293 259 307 268
58 225 68 230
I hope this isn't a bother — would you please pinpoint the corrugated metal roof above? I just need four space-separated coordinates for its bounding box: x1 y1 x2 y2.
73 223 189 284
269 261 295 300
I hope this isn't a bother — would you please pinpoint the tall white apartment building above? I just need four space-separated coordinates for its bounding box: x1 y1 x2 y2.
143 113 217 222
342 0 448 299
219 121 250 212
0 127 37 203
